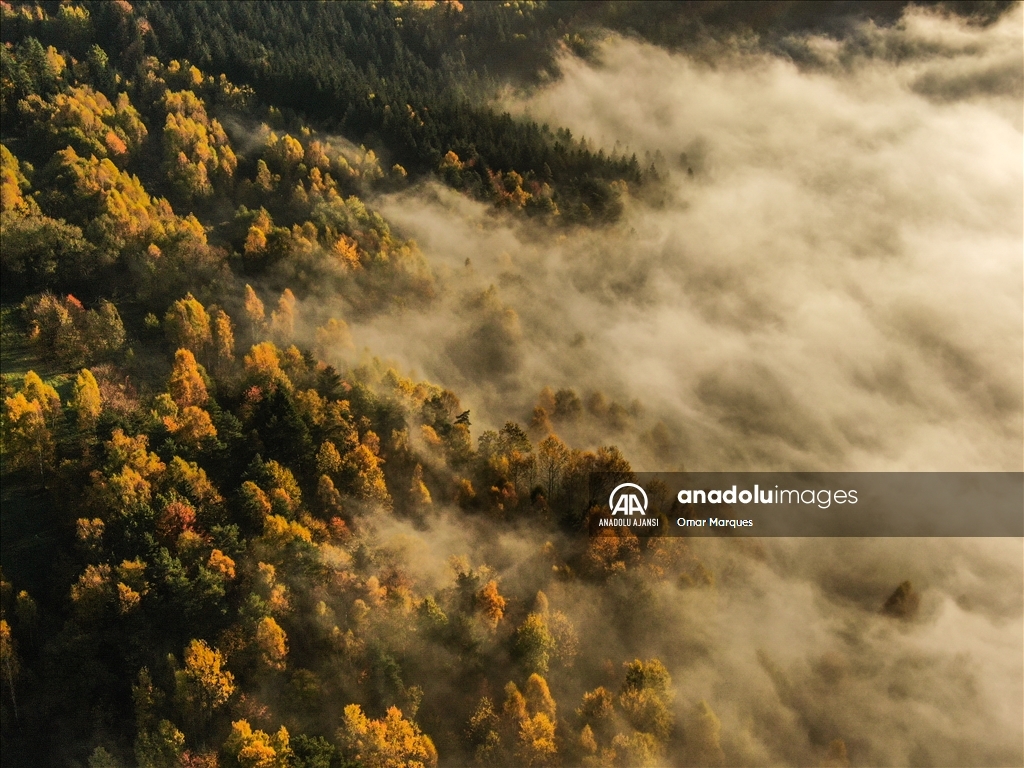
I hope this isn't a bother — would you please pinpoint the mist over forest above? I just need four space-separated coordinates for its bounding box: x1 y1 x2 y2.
0 2 1021 767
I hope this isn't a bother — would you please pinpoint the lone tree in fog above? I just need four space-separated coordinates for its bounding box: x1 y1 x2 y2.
883 580 920 619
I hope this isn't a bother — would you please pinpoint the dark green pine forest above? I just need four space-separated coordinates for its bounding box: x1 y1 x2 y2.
1 2 1007 767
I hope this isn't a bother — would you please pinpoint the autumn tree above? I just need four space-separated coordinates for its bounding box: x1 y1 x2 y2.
162 90 237 200
582 528 641 578
255 616 288 671
135 719 186 768
210 307 235 373
513 612 556 676
243 284 267 340
409 463 432 508
243 208 272 258
470 678 559 768
684 700 724 767
316 441 343 479
94 429 166 515
166 455 224 521
45 147 205 252
70 563 115 620
168 348 208 408
21 84 147 164
345 431 390 505
477 580 506 630
576 687 615 741
0 619 19 723
337 704 437 768
619 659 674 744
317 474 343 517
165 294 212 356
223 720 292 768
72 367 102 431
174 639 235 735
1 143 38 215
253 159 277 192
270 288 296 341
207 550 236 580
3 389 54 477
21 370 60 424
25 294 125 367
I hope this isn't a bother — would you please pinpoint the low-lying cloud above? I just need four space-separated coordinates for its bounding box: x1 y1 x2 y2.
327 7 1022 764
343 4 1022 474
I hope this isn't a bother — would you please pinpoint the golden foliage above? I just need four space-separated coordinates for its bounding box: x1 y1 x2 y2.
345 432 390 505
168 348 208 407
2 391 54 474
243 284 266 335
164 405 217 447
270 288 296 341
174 639 235 720
477 579 506 629
163 90 236 198
22 370 60 420
244 342 292 392
515 711 557 767
211 308 236 368
1 144 38 215
524 674 557 721
224 720 292 768
337 704 437 768
409 463 432 506
316 440 343 478
331 233 361 270
72 368 102 430
70 563 113 618
207 549 236 580
315 317 354 356
21 84 147 163
165 294 212 355
167 456 223 511
255 616 288 671
53 147 206 246
105 429 164 477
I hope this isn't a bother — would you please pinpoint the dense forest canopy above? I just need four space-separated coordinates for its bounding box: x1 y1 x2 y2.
1 1 1020 767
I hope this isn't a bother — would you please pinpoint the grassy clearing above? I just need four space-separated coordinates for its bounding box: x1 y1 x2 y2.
1 306 64 596
1 304 78 400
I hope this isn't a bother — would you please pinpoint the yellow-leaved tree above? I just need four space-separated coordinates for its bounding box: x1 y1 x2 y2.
168 348 208 408
243 284 266 340
72 368 102 431
164 294 212 356
223 719 292 768
1 144 39 215
174 639 235 736
255 616 288 671
2 372 58 476
337 704 437 768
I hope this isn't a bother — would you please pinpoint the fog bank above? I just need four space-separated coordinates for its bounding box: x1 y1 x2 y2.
340 7 1024 765
346 5 1022 473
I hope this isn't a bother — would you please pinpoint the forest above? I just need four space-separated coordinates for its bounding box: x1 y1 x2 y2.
0 2 713 766
1 1 1021 767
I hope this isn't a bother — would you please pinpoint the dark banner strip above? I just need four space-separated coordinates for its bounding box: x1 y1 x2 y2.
587 473 1024 537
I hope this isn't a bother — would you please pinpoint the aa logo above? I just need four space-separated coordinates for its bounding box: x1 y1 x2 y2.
608 483 648 516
